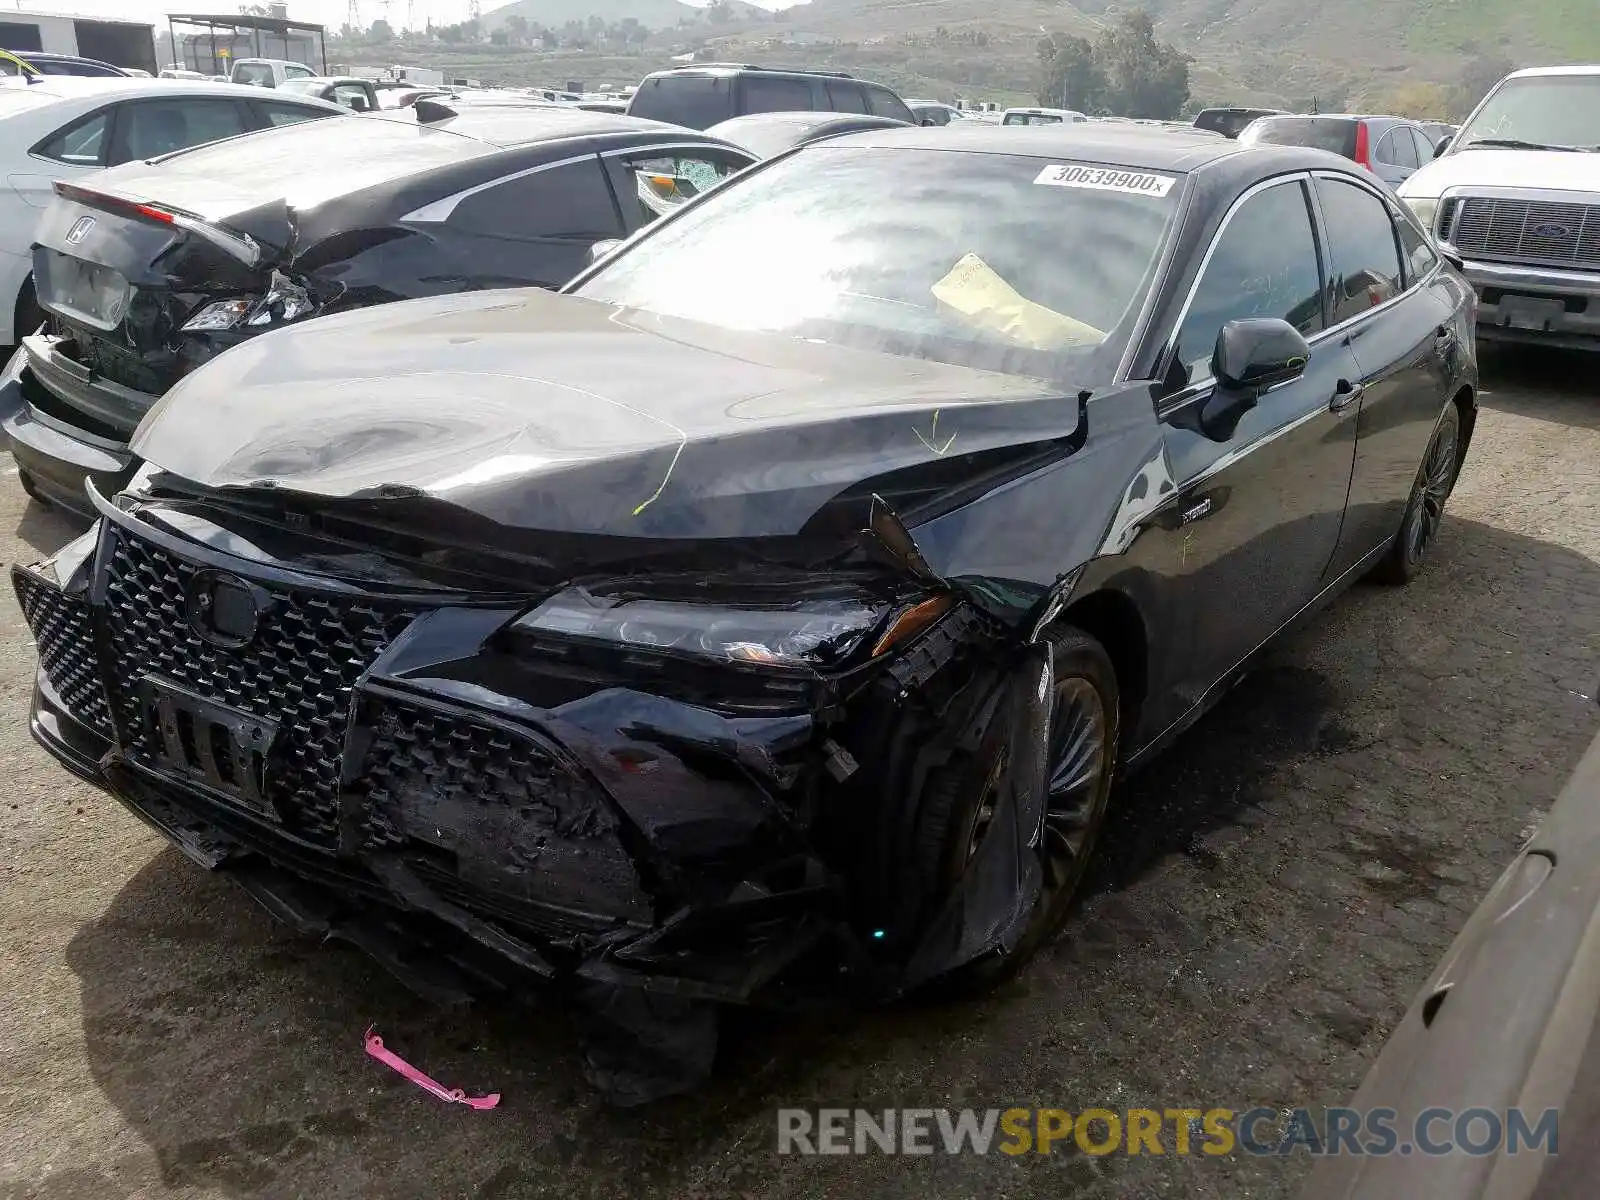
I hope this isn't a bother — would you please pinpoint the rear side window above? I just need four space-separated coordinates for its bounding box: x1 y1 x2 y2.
1391 202 1439 283
1376 126 1418 168
115 98 249 163
34 110 109 166
627 74 733 130
618 147 748 223
1245 117 1359 159
863 86 912 122
451 159 621 241
1410 127 1437 163
332 83 372 111
742 75 814 115
284 63 315 80
1316 177 1404 322
255 100 336 127
826 81 866 113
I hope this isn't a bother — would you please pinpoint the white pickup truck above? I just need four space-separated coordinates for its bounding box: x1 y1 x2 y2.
1399 65 1600 350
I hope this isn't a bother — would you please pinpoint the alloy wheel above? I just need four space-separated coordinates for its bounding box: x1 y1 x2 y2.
1406 420 1459 563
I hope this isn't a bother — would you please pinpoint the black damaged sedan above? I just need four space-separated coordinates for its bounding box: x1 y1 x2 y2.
14 126 1477 1102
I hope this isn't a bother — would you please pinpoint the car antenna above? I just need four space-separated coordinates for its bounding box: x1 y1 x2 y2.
413 98 458 123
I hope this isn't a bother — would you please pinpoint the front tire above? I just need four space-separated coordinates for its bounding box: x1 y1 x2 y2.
911 626 1120 987
1371 403 1461 585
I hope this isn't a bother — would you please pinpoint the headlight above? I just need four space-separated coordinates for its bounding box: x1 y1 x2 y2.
1404 196 1441 236
180 270 317 334
512 586 951 669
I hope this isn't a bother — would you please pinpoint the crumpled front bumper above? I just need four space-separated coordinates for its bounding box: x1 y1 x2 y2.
15 489 1056 1101
13 506 844 1013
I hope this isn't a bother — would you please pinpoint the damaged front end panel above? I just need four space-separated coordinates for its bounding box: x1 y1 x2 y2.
16 477 1071 1103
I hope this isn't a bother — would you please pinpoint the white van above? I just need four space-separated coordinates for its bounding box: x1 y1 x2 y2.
1001 106 1088 126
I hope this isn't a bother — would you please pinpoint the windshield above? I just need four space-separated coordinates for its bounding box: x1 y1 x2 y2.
1456 74 1600 151
576 146 1180 384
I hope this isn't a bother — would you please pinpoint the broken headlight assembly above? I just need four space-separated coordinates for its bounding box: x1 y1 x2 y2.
181 270 318 333
511 585 951 669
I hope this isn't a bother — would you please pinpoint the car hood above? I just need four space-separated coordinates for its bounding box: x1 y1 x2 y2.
131 288 1088 540
1402 147 1600 198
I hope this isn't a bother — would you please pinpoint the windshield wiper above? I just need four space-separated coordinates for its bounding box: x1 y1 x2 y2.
1460 138 1589 153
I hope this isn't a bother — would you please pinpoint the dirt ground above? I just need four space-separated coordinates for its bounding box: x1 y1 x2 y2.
1 347 1597 1200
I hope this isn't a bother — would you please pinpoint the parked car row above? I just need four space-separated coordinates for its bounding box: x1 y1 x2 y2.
1 99 755 512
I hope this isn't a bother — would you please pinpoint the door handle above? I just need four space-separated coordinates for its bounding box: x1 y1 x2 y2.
1330 378 1364 412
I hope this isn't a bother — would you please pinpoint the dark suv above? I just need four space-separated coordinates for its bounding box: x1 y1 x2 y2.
626 63 914 130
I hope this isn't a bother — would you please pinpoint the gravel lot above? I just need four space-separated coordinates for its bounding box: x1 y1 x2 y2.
1 348 1597 1200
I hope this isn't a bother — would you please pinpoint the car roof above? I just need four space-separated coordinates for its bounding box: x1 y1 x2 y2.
1255 112 1412 124
824 122 1256 171
381 104 719 149
0 77 339 107
644 64 853 80
713 110 885 128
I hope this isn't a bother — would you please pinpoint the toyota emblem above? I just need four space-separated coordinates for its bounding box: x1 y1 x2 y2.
184 571 268 649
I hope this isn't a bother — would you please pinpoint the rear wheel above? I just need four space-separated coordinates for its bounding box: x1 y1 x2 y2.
909 627 1120 986
1371 404 1461 585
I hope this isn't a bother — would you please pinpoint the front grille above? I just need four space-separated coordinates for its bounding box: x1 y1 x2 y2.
1448 197 1600 269
358 694 651 928
12 568 113 739
99 528 418 847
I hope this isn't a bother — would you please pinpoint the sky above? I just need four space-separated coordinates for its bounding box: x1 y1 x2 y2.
17 0 798 31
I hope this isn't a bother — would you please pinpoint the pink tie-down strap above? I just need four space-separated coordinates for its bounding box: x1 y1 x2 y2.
363 1027 501 1110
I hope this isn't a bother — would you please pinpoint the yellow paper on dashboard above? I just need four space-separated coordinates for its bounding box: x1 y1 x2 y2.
931 252 1105 350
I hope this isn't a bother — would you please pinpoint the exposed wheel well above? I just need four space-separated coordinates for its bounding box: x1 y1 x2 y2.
1451 385 1476 474
1060 588 1147 751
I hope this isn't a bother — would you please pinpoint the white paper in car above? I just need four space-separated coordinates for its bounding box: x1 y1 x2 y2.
1033 163 1176 197
931 252 1106 350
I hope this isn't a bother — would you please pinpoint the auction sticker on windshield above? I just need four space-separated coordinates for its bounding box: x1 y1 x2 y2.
1033 163 1176 197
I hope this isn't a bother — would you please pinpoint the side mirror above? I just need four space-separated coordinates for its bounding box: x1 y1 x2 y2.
1433 135 1451 158
921 117 937 126
1200 317 1310 439
1439 244 1464 272
588 238 622 264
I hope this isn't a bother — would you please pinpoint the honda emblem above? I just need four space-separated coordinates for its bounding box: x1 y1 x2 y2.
65 216 95 245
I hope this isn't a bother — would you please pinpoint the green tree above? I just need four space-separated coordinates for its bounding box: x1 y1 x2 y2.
505 14 529 43
1038 33 1106 111
369 18 394 42
1094 9 1190 119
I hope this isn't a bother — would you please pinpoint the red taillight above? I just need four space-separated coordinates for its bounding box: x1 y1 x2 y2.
1353 121 1372 169
52 180 174 225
